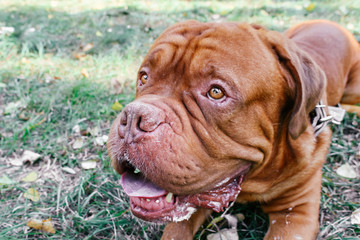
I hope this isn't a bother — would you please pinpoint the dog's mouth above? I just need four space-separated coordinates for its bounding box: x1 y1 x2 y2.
120 165 248 223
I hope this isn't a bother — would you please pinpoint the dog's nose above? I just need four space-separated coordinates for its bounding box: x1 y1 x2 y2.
118 102 165 142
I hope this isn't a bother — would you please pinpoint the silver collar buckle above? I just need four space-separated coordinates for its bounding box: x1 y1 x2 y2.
310 100 345 136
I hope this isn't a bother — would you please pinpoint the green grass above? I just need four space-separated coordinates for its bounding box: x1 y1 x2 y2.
0 0 359 239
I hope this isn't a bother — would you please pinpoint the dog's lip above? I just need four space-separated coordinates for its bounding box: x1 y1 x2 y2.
120 166 250 222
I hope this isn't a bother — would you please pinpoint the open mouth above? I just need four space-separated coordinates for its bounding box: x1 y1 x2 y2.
120 164 248 223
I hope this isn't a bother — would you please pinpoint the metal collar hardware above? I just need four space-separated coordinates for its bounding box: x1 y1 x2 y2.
310 100 346 137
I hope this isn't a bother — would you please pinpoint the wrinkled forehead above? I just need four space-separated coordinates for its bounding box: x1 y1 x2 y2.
142 21 274 81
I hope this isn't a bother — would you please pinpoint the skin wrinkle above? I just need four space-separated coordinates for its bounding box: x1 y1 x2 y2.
118 93 225 193
175 24 273 163
183 92 254 161
138 97 184 137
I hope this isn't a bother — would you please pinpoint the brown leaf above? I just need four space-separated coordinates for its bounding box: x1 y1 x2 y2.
81 68 89 78
73 52 87 60
80 129 90 136
27 218 55 234
18 111 30 121
82 42 94 52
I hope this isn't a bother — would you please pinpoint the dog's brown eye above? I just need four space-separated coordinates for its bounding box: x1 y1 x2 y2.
140 74 148 85
207 87 224 100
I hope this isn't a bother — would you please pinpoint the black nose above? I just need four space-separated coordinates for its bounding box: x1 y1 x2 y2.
118 102 165 143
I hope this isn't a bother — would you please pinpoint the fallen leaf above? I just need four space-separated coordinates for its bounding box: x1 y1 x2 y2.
207 228 239 240
81 160 97 169
224 214 238 228
81 68 89 78
94 135 108 146
82 42 94 52
235 213 245 222
96 31 103 37
0 175 16 186
72 137 84 149
72 124 81 134
111 101 123 111
305 3 316 12
24 188 40 202
27 218 55 234
260 9 269 16
18 111 30 121
4 100 26 115
336 163 357 179
73 52 87 60
10 157 23 166
21 150 41 164
0 26 15 35
0 82 6 88
21 171 38 182
62 167 76 175
56 136 67 144
21 57 30 64
80 129 91 136
351 209 360 225
44 73 52 83
89 126 100 136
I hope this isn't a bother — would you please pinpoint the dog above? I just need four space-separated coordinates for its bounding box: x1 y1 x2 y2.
107 20 360 239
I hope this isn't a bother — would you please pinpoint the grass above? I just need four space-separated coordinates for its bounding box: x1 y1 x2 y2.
0 0 359 239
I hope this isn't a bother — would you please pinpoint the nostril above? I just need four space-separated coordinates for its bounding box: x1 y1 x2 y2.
136 116 143 131
138 115 163 132
118 102 166 141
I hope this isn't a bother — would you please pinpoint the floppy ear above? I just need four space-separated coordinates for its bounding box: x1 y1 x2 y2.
258 30 326 139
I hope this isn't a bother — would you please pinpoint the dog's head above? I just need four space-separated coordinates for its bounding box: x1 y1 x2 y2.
107 21 325 222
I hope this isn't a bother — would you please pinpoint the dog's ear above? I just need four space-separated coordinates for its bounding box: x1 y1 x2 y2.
258 29 326 139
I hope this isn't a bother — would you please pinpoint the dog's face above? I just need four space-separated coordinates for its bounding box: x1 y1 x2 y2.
107 21 324 222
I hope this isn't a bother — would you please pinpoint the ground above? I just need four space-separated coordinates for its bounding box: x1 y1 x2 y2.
0 0 359 239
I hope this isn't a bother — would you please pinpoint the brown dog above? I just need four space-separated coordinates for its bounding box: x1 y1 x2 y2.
107 20 360 239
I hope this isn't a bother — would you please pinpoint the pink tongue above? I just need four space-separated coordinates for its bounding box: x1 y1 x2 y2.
120 172 167 198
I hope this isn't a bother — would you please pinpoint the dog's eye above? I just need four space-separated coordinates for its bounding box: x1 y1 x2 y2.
139 73 148 86
207 87 225 100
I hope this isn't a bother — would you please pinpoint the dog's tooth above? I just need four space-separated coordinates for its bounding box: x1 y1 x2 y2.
134 168 141 174
155 199 160 204
165 192 173 203
146 199 150 202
